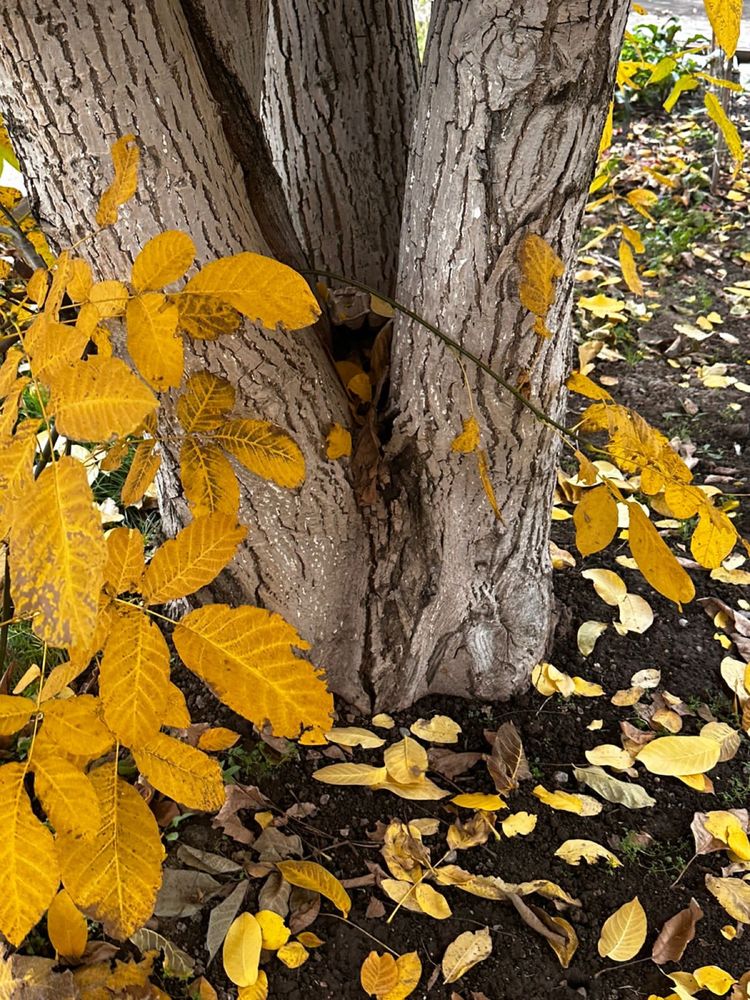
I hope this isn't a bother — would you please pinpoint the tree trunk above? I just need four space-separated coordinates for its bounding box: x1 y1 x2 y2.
0 0 371 708
369 0 630 707
262 0 419 292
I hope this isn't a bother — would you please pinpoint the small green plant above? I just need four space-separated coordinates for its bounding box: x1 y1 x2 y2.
222 740 299 783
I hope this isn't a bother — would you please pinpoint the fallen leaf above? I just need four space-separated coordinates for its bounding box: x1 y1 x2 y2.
485 721 531 794
223 913 262 988
276 941 309 968
584 745 634 771
313 763 390 786
451 793 506 811
651 899 703 965
554 839 621 867
582 568 628 605
206 881 248 963
371 713 395 729
384 737 428 784
276 861 351 917
501 812 537 837
631 668 661 690
705 875 750 923
441 927 492 984
618 594 654 634
533 785 583 814
410 716 461 744
325 727 385 749
573 765 655 809
577 621 608 656
636 736 721 776
360 952 399 997
597 897 647 961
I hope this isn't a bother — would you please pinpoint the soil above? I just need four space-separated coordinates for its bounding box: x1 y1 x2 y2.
149 205 750 1000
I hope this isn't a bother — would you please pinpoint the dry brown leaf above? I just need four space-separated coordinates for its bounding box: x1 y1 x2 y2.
651 898 703 965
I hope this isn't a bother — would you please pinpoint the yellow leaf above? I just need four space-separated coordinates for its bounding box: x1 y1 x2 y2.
173 604 334 737
585 744 633 770
599 101 614 157
132 732 225 811
142 513 245 604
567 371 613 401
88 280 129 319
276 941 309 968
693 966 736 995
597 897 647 961
162 682 192 729
703 0 742 58
24 315 89 384
104 526 145 595
174 290 242 340
581 567 627 606
555 839 622 867
180 439 241 518
41 694 113 760
703 812 750 861
501 811 537 837
636 736 720 776
254 910 290 951
183 253 320 332
360 952 400 997
223 912 262 987
381 879 451 918
518 233 564 337
121 441 160 506
628 501 695 605
211 419 305 489
131 231 196 293
126 293 183 391
96 134 139 227
313 763 390 786
276 860 350 917
442 926 492 984
177 372 236 433
373 777 450 800
0 763 60 946
705 92 744 171
533 785 583 814
664 74 700 113
0 694 35 736
31 746 101 838
67 258 93 302
238 971 269 999
197 727 240 752
578 293 627 321
296 932 324 948
410 715 461 744
626 188 659 220
52 357 158 441
619 239 643 296
452 793 506 811
621 225 645 254
574 485 619 555
384 736 428 784
10 456 106 648
477 449 502 520
382 952 422 1000
326 423 352 460
47 889 88 960
59 763 164 938
451 416 480 454
99 606 171 748
705 875 750 923
691 503 737 569
325 727 385 749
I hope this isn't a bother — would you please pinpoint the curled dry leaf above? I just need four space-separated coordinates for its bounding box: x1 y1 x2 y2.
631 668 661 690
554 839 621 867
441 927 493 984
577 620 608 656
582 568 627 605
429 749 483 780
409 715 461 744
485 721 531 794
510 896 578 968
651 898 703 965
371 713 395 729
597 897 647 962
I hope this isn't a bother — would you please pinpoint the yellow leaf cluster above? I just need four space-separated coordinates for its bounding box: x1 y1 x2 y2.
518 233 565 338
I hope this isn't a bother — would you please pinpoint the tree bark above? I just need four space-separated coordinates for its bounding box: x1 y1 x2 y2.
0 0 371 707
369 0 630 707
262 0 419 293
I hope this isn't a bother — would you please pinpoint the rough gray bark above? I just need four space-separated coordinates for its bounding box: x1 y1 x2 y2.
369 0 631 707
0 0 371 707
262 0 419 292
0 0 630 714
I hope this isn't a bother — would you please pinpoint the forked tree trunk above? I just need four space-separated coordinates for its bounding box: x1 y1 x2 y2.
0 0 372 707
369 0 630 706
262 0 419 292
0 0 629 713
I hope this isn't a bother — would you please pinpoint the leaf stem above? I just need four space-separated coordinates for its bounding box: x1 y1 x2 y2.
317 913 400 958
302 266 575 442
0 556 12 675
